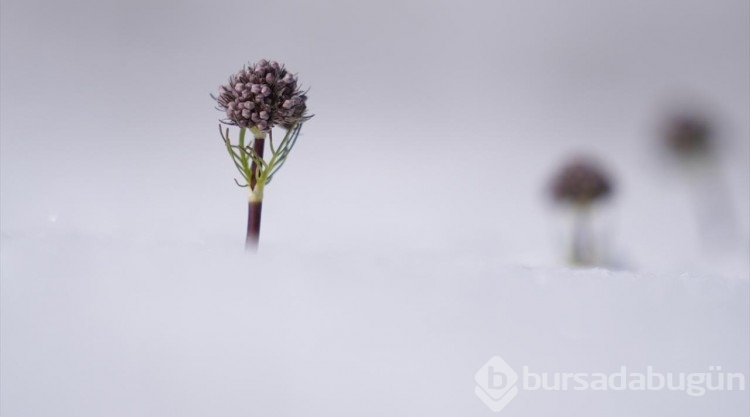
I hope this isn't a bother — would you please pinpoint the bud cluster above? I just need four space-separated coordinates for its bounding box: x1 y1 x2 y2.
213 59 309 131
665 115 712 156
551 159 613 204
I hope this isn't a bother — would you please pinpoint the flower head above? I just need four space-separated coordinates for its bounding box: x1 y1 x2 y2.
664 114 712 156
213 59 310 131
551 158 613 204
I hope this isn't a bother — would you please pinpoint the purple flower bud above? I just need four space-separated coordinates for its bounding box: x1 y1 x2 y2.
550 158 613 204
214 59 312 130
664 115 712 156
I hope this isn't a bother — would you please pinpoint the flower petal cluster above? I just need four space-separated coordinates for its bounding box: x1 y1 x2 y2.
213 59 309 131
551 159 613 204
665 115 712 156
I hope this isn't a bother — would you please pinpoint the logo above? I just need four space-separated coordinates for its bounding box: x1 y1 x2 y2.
475 356 519 412
475 355 747 413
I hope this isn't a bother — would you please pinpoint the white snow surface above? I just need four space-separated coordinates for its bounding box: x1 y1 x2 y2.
1 234 749 416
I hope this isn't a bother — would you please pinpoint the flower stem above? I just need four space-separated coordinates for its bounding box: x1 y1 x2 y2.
249 130 265 190
246 200 263 251
571 203 594 266
246 128 266 251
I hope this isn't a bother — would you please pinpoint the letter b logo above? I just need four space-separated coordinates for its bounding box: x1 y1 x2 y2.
475 356 519 412
489 366 508 389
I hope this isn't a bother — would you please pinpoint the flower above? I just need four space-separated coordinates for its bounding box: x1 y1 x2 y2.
213 59 310 131
664 115 712 156
551 158 613 204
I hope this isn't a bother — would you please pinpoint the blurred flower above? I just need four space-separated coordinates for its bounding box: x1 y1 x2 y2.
548 157 615 267
551 158 613 205
213 59 310 131
664 114 712 157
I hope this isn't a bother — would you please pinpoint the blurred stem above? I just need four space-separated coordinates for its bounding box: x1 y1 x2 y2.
571 202 594 266
683 155 738 251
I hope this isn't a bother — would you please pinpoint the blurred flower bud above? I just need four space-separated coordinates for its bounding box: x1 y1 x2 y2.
551 158 613 205
664 114 712 157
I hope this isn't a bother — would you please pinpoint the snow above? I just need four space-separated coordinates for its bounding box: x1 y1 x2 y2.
1 234 748 416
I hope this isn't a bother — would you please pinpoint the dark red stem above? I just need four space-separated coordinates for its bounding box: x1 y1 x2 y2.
246 136 265 251
246 200 263 251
